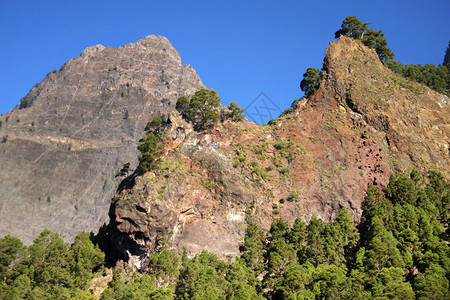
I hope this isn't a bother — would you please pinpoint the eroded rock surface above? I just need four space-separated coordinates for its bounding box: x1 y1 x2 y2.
108 37 449 269
0 36 204 243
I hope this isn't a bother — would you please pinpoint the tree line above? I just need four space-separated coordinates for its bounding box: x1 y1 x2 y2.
299 16 450 101
1 169 448 299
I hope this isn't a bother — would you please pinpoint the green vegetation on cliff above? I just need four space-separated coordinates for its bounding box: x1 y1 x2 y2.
226 101 246 122
0 231 104 299
300 68 321 98
335 15 395 62
334 16 450 97
176 89 245 130
385 61 450 96
1 170 448 299
295 16 449 107
176 88 221 131
137 132 164 174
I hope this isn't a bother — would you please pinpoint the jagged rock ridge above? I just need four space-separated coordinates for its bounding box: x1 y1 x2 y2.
0 35 204 244
108 37 449 269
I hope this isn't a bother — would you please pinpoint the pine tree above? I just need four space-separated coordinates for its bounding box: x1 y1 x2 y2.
176 89 221 131
443 41 450 66
226 101 245 122
239 223 266 273
335 16 395 62
334 16 369 39
300 68 321 98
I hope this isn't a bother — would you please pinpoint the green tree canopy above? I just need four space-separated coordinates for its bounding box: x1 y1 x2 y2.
414 263 449 299
362 28 394 61
101 273 173 300
226 101 245 122
239 222 266 273
28 229 73 290
386 60 450 96
0 235 25 280
176 88 221 131
175 96 190 115
300 68 321 98
385 60 405 75
68 231 105 289
334 15 369 39
137 132 164 174
444 41 450 66
175 251 229 300
335 15 395 62
1 169 448 299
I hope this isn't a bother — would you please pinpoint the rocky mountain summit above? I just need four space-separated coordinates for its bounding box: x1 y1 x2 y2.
0 33 448 268
0 36 204 244
107 36 449 269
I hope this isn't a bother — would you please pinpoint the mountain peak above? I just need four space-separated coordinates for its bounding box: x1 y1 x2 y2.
0 35 203 244
106 37 449 268
0 34 448 255
80 44 106 56
320 36 449 174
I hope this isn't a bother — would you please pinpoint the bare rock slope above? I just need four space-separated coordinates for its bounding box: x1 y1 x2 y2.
0 36 204 243
108 37 449 268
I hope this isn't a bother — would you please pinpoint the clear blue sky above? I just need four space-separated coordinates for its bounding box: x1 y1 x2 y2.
1 0 449 122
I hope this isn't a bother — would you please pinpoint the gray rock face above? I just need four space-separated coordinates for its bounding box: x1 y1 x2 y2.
0 35 204 244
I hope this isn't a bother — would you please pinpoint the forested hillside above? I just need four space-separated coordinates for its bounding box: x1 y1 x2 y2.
0 170 448 299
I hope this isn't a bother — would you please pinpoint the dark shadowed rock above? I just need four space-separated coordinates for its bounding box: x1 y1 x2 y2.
0 35 204 244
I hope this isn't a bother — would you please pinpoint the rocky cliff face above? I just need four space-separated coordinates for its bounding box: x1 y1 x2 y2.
0 36 204 244
108 37 449 269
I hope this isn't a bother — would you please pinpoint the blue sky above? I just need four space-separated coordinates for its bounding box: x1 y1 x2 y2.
1 0 449 123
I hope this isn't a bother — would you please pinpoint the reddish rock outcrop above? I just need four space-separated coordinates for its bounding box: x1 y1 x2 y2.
108 37 449 269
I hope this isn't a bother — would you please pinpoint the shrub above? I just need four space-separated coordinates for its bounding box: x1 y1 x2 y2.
137 133 164 174
249 161 268 181
287 191 301 202
273 141 294 158
280 98 303 118
19 97 33 109
268 119 278 125
115 163 130 177
145 115 168 133
226 101 245 122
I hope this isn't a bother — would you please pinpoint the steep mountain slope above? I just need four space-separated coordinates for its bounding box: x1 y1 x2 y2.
0 36 204 244
323 36 449 172
108 37 449 268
